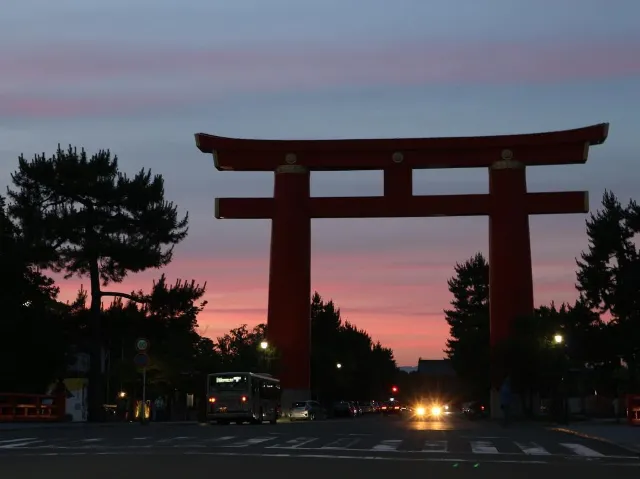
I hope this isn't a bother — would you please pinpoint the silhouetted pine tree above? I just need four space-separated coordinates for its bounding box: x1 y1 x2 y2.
7 146 188 420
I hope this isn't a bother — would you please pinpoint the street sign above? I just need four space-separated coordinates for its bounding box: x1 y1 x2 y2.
133 353 150 368
135 338 149 352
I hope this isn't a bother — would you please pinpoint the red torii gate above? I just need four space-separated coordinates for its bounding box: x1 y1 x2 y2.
195 123 609 412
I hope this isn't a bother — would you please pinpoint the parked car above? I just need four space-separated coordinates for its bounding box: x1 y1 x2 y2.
289 400 326 421
462 400 488 419
332 400 354 418
348 401 361 416
360 401 378 414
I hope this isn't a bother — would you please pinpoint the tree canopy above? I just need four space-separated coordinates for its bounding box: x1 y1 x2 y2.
445 190 640 406
7 145 189 420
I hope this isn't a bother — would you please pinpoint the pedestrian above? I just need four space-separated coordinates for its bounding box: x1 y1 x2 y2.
500 376 512 427
154 396 165 421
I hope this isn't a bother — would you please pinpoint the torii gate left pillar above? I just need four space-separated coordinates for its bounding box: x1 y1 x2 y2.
268 165 312 406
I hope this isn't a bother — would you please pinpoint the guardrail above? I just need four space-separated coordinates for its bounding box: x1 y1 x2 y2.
0 393 66 422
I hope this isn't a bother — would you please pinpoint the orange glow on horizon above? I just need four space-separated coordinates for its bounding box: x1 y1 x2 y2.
51 252 581 366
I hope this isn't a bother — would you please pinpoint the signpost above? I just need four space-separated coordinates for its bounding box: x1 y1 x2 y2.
134 339 150 424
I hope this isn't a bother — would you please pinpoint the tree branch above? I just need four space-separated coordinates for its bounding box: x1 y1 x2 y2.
100 291 149 303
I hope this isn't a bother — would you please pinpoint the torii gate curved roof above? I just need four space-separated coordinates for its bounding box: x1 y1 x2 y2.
195 123 609 171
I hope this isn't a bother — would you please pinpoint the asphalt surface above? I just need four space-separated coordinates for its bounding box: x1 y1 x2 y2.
1 414 638 478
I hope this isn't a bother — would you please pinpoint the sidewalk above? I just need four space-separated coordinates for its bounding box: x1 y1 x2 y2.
549 419 640 454
0 421 201 432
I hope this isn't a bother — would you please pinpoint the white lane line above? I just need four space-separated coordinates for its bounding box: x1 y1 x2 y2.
421 440 447 453
372 440 402 451
321 437 360 449
133 437 149 440
267 437 318 449
561 443 604 457
470 440 499 454
82 438 103 442
514 442 551 456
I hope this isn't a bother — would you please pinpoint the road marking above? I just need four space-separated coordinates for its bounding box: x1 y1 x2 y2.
82 438 102 442
321 437 360 449
372 440 401 451
3 449 639 465
206 436 235 443
0 438 37 445
157 436 193 443
0 439 43 449
561 443 604 457
421 440 447 453
514 442 551 456
223 437 277 448
133 437 149 440
267 437 318 449
470 440 499 454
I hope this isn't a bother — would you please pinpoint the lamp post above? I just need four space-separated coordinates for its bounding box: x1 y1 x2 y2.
552 333 568 424
259 341 271 373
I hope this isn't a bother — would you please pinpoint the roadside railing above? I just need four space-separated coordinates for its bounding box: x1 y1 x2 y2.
0 393 65 422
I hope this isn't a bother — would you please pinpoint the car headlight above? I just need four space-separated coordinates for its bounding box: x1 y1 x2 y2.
431 406 442 416
416 407 426 416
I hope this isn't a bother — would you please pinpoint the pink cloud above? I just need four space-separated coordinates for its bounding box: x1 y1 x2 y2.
2 40 639 118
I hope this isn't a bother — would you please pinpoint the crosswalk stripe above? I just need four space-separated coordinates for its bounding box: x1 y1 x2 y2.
0 440 44 448
422 440 448 453
267 437 318 449
560 443 604 457
372 439 401 451
223 437 277 448
206 436 235 443
0 438 37 444
321 437 360 449
514 442 551 455
157 436 194 443
470 440 499 454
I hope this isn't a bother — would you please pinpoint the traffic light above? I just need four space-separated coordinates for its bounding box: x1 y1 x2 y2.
391 386 398 393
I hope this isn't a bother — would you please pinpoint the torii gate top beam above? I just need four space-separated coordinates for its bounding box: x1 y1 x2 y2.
195 123 608 172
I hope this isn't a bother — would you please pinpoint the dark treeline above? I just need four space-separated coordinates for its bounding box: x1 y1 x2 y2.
444 191 640 414
0 145 398 420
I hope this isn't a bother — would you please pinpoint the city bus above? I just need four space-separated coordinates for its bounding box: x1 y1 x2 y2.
206 372 281 425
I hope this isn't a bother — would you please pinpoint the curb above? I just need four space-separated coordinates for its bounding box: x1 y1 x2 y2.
549 426 640 456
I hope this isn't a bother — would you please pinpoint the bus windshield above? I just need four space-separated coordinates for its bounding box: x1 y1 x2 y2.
209 374 249 393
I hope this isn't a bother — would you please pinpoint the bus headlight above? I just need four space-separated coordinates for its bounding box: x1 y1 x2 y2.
431 406 442 416
416 406 426 416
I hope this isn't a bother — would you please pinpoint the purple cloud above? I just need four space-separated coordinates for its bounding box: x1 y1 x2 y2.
2 40 639 118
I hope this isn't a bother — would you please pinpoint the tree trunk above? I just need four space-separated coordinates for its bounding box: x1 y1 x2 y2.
87 257 104 422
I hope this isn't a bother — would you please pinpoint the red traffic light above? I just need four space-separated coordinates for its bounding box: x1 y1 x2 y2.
391 386 398 393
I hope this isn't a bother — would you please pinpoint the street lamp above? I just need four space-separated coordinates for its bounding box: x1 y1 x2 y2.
260 341 268 350
336 363 342 369
554 334 564 344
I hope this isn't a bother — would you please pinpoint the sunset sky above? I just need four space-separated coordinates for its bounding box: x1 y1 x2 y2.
1 0 639 366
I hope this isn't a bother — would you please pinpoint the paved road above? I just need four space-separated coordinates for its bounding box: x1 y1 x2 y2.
0 415 638 477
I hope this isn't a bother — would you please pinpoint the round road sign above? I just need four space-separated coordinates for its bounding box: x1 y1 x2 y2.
135 338 149 351
133 353 150 368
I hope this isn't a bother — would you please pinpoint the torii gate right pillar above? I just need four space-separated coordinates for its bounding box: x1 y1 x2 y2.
488 156 534 417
